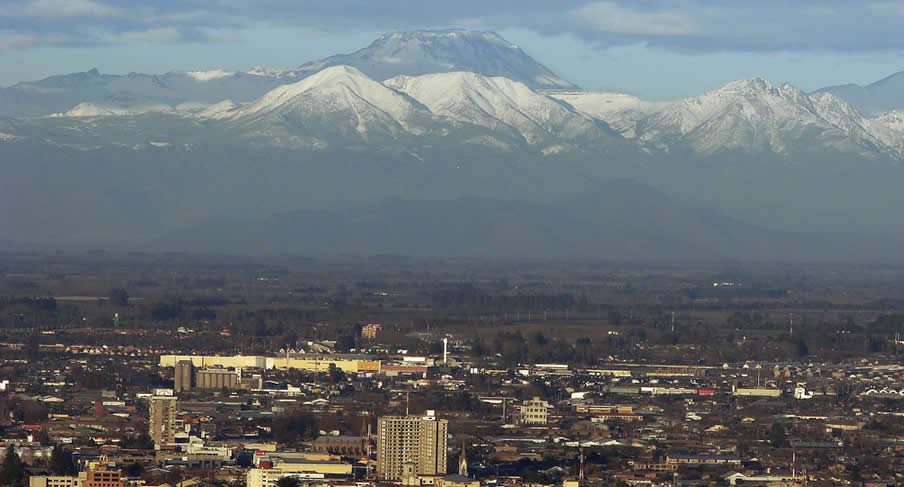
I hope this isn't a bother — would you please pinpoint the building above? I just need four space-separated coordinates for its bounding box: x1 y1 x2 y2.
194 367 238 390
247 468 283 487
159 354 381 374
149 395 177 447
29 476 84 487
377 411 448 481
362 323 382 338
520 397 549 425
30 466 122 487
312 435 367 456
83 465 122 487
665 454 742 465
174 360 193 393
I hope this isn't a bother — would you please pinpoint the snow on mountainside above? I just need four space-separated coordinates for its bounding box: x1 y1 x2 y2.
549 91 667 137
182 70 235 81
633 78 904 156
874 110 904 133
809 92 904 157
0 67 286 118
225 65 430 136
384 72 594 144
291 30 577 90
52 102 175 117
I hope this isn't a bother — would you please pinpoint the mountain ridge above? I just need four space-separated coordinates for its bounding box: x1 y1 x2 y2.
814 70 904 117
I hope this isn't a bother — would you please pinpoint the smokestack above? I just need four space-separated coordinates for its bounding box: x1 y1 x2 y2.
443 337 448 364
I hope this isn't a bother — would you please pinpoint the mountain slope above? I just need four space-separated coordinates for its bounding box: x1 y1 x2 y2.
384 72 597 144
290 30 577 90
548 91 667 137
156 180 821 260
0 68 285 118
814 71 904 117
634 78 902 157
221 65 436 143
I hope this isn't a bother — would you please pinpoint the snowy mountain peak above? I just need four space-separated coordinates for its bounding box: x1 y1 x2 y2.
229 65 427 137
290 29 577 90
384 71 593 144
779 82 813 109
623 77 904 157
716 77 773 95
376 29 517 49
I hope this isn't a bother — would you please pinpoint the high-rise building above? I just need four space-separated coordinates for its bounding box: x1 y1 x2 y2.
174 360 193 393
377 411 448 481
149 395 177 447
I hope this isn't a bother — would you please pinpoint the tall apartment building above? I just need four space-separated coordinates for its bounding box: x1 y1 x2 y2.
174 360 193 393
377 411 448 481
149 395 177 447
520 397 549 425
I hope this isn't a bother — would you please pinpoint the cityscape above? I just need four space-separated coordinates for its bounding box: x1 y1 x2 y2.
4 2 904 487
0 254 903 487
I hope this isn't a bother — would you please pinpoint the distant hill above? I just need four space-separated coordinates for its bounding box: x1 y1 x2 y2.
813 70 904 117
155 180 830 261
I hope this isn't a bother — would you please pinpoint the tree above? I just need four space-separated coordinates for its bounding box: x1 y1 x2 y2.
277 477 300 487
34 428 52 446
121 432 154 449
769 422 789 448
335 334 356 352
49 445 77 475
273 409 317 446
0 446 26 487
328 363 346 384
123 462 145 477
110 288 129 307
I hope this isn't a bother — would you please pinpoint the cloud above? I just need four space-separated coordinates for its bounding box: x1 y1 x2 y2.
0 30 98 48
120 27 182 44
22 0 117 17
569 2 697 37
1 0 904 52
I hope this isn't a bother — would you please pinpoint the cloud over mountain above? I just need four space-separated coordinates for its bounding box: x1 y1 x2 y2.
4 0 904 53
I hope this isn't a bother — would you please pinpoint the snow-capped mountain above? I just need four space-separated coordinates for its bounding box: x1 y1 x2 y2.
221 65 436 142
0 67 285 118
630 78 904 157
384 72 596 144
290 30 577 90
0 29 578 119
548 91 667 137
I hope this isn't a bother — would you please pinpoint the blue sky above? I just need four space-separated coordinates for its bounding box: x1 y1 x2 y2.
2 0 904 100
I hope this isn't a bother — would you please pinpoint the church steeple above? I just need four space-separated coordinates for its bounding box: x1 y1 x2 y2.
458 441 468 477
